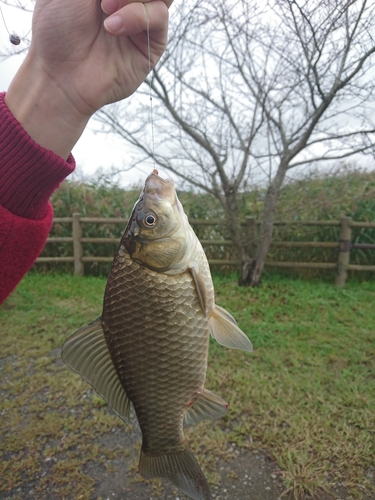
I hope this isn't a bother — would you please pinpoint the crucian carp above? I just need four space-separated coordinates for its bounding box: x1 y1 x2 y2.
62 170 252 500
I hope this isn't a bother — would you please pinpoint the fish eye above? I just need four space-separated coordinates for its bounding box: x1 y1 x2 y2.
144 214 156 227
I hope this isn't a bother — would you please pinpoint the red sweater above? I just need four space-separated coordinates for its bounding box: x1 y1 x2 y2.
0 92 75 304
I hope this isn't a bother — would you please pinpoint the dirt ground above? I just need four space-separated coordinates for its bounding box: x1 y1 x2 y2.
1 348 373 500
1 351 373 500
2 413 370 500
87 429 288 500
84 436 360 500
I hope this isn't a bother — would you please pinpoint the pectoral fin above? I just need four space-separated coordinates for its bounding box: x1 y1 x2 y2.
184 388 229 427
189 265 207 314
209 304 253 352
61 317 131 422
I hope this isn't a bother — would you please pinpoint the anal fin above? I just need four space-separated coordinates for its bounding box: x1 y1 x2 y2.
61 317 131 422
184 388 228 427
139 447 212 500
209 304 253 351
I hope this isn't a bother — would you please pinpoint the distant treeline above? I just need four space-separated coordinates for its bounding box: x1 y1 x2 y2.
43 167 375 277
53 166 375 222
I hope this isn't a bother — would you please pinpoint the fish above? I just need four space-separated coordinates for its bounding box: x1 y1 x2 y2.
61 170 252 500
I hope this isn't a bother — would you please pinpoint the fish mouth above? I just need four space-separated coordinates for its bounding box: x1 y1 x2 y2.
144 170 176 204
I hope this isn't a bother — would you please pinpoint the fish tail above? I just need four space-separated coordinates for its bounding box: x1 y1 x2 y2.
139 446 212 500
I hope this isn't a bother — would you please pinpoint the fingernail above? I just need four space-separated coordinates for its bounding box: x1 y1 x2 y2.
104 15 123 34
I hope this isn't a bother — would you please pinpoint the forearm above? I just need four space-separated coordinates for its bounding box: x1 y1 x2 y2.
0 91 76 303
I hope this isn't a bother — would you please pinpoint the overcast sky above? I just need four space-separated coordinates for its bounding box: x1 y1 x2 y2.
1 0 374 191
0 1 158 187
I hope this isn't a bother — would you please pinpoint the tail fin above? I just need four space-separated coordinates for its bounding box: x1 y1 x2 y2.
139 447 212 500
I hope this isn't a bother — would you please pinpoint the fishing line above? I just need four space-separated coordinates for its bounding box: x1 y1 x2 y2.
145 4 156 169
0 4 31 45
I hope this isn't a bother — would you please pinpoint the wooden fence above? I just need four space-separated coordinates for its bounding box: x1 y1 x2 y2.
36 214 375 286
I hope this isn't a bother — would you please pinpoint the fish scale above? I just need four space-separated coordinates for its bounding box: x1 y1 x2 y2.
102 247 211 456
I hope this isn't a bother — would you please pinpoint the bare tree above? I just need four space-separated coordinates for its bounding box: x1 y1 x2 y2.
3 0 375 285
235 0 375 285
96 0 375 286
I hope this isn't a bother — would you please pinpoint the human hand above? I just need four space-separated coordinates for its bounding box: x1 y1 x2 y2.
5 0 172 159
30 0 171 114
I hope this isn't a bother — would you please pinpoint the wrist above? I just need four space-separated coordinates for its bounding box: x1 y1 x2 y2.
5 54 91 160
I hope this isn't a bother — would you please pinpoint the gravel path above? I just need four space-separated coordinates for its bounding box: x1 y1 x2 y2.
90 440 286 500
1 351 371 500
87 439 354 500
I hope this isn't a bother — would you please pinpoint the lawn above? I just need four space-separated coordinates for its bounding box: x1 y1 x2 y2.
0 273 374 499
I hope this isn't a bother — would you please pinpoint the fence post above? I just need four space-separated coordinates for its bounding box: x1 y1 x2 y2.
244 217 256 258
335 217 352 287
72 213 84 276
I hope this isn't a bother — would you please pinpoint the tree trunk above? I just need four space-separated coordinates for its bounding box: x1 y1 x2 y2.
238 217 256 286
222 187 252 275
239 166 288 287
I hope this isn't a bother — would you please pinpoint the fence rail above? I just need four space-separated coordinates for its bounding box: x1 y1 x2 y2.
36 214 375 285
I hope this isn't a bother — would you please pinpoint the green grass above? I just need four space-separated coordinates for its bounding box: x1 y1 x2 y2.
1 273 374 499
204 275 375 498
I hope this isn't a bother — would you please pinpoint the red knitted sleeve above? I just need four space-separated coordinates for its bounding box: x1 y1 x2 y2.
0 205 53 303
0 92 76 303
